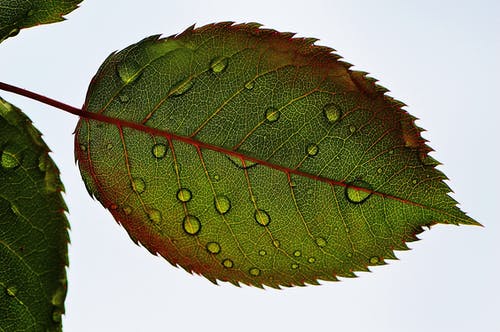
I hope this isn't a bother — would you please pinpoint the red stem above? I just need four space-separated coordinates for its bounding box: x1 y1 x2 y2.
0 81 83 116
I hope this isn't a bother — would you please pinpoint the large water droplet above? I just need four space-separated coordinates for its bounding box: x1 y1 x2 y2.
152 143 168 159
249 267 261 276
206 242 221 254
6 286 17 297
131 178 146 194
117 59 142 84
254 209 270 226
222 258 234 268
170 77 194 96
177 188 192 202
265 107 280 123
183 215 201 235
214 195 231 214
323 103 342 123
1 150 19 169
315 237 327 247
245 80 255 90
210 56 229 73
345 180 373 204
306 143 319 157
148 209 162 223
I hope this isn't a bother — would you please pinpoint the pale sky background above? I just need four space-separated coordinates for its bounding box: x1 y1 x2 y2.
1 1 499 331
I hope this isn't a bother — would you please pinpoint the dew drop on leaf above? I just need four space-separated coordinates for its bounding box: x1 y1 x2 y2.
254 209 271 226
183 215 201 235
369 256 380 264
148 209 162 223
293 250 301 257
273 239 281 248
244 80 255 90
323 103 342 123
170 77 194 96
6 286 17 297
177 188 192 202
206 242 221 254
214 195 231 214
315 237 327 247
131 178 146 194
249 267 261 276
151 143 168 159
345 180 373 204
308 257 316 263
306 143 319 157
291 263 299 269
259 249 267 256
349 125 356 133
222 258 234 268
210 56 229 73
117 59 142 84
265 107 280 123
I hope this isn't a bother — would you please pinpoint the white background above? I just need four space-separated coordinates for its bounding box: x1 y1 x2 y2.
1 1 498 331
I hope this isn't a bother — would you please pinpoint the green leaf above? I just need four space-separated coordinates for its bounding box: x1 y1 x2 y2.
0 97 69 330
0 0 82 43
75 23 479 288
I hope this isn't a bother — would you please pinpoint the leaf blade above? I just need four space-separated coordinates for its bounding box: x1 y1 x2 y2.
76 23 478 287
0 97 69 330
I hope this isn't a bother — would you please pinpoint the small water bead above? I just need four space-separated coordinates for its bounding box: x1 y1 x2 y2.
206 242 221 254
177 188 192 202
377 168 383 174
369 256 380 264
347 252 353 258
323 103 342 123
117 59 142 84
293 250 301 257
183 215 201 235
123 206 132 215
272 240 280 248
6 286 17 297
412 179 418 184
308 257 316 263
306 143 319 157
244 80 255 90
259 250 267 256
222 259 234 268
214 195 231 214
249 267 261 276
291 263 299 269
1 150 19 169
254 209 271 226
210 56 229 73
106 143 113 150
213 174 220 181
265 107 280 123
148 209 162 223
315 237 327 247
345 180 373 204
131 178 146 194
118 94 130 103
349 125 356 134
170 77 194 96
152 143 168 159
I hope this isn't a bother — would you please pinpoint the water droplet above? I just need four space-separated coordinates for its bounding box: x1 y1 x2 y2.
214 195 231 214
306 143 319 157
118 94 130 103
377 168 383 174
183 215 201 235
152 143 168 159
347 252 353 258
412 179 418 184
170 77 194 96
106 143 113 150
323 103 342 123
1 150 19 169
227 155 257 169
213 174 220 181
177 188 192 202
265 107 280 123
210 56 229 73
206 242 221 254
259 249 267 256
315 237 327 247
291 263 299 269
123 206 132 215
79 144 87 152
254 209 271 226
117 58 142 84
249 267 261 276
369 256 379 264
8 28 20 38
38 154 48 172
293 250 301 257
222 259 234 268
6 286 17 297
245 80 255 90
349 125 356 133
345 180 373 204
273 240 280 248
308 257 316 263
131 178 146 194
148 209 162 223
